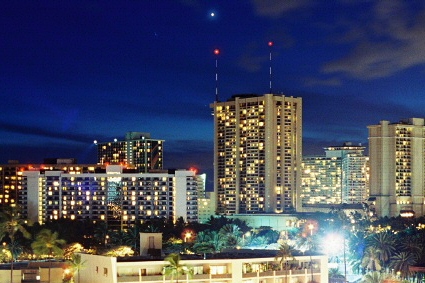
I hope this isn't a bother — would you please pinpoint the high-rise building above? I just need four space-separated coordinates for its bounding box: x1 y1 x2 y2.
96 132 163 173
21 165 199 229
300 142 369 210
368 118 425 217
210 94 302 214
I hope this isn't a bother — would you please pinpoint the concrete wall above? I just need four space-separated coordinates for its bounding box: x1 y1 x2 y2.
0 270 21 283
79 253 116 283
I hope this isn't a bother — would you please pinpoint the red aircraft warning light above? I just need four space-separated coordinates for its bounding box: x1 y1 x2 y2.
214 48 220 55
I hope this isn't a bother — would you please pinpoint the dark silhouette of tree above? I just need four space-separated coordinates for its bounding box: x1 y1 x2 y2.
390 251 416 279
275 241 295 283
93 221 109 247
366 231 396 269
123 225 141 254
0 206 31 283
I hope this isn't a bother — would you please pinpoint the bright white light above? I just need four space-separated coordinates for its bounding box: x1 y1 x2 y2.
210 12 215 17
93 140 97 144
322 233 344 255
114 138 117 142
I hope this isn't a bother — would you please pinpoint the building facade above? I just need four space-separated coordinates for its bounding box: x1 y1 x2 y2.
301 143 369 210
0 159 104 210
20 165 199 229
211 94 302 214
96 132 163 173
79 252 328 283
368 118 425 217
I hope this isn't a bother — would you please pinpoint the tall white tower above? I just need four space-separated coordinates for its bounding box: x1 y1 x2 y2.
368 118 425 217
211 94 302 214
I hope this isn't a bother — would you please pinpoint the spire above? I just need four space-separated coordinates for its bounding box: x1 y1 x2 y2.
214 48 220 102
268 41 273 94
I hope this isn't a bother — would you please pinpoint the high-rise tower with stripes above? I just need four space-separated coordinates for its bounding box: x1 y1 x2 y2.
211 94 302 214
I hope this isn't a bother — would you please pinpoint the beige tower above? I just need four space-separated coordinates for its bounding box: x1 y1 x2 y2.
368 118 425 217
211 94 302 214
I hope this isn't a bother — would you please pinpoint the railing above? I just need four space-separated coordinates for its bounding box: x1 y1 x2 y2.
117 273 231 282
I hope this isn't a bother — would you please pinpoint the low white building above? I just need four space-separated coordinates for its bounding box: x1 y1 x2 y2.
79 251 328 283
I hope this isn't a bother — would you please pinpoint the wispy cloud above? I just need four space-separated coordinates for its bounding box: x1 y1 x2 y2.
323 1 425 79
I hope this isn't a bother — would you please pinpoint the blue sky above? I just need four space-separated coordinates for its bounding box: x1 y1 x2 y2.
2 1 425 185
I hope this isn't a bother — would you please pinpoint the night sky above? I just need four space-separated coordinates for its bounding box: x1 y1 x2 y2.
2 1 425 185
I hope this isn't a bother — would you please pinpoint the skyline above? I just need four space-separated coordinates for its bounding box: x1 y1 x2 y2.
2 1 425 181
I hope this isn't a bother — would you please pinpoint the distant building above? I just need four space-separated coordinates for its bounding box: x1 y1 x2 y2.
198 191 216 224
20 165 199 229
96 132 164 173
300 142 369 210
211 94 302 214
368 118 425 217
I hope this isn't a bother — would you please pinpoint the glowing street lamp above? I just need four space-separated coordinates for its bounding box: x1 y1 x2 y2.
308 224 314 236
184 232 192 242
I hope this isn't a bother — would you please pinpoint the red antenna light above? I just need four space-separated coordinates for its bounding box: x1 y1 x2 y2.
268 41 273 47
214 48 220 55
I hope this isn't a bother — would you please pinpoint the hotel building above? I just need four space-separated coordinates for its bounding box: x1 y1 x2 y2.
0 159 103 210
20 165 199 229
368 118 425 217
301 143 369 209
211 94 302 214
96 132 163 173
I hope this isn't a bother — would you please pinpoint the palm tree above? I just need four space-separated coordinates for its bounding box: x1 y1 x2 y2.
0 206 31 283
163 253 193 283
275 242 295 283
209 231 226 253
362 271 388 283
192 231 214 259
296 232 319 283
93 221 109 247
389 251 417 279
361 246 382 272
347 230 367 274
31 229 66 283
367 231 396 269
67 253 86 283
123 225 141 254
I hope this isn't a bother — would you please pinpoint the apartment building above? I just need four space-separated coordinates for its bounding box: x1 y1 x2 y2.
368 118 425 217
301 143 369 209
20 165 199 229
211 94 302 214
96 132 163 173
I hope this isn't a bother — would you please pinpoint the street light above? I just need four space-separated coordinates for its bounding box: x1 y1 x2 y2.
308 224 314 236
184 232 192 242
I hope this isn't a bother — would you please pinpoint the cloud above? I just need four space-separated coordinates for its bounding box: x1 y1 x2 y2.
237 43 268 72
251 0 312 18
0 120 105 145
304 77 342 87
322 1 425 79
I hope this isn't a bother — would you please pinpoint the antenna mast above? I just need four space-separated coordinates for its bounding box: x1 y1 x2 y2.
214 48 220 102
268 41 273 94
